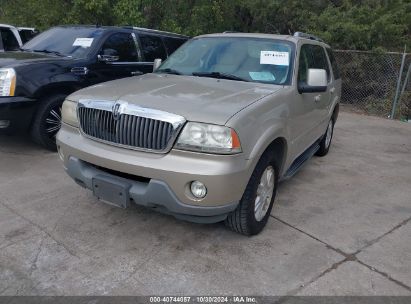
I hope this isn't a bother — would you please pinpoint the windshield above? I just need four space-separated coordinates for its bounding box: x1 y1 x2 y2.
158 37 295 85
22 27 104 58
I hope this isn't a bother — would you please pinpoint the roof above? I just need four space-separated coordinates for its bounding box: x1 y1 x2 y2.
55 25 189 39
0 24 17 29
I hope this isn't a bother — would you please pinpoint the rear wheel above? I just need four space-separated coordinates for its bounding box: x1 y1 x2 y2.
225 149 278 236
31 94 66 151
316 118 334 157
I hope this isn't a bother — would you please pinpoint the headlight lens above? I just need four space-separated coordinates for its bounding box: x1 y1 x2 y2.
0 68 16 96
176 122 241 154
61 99 79 127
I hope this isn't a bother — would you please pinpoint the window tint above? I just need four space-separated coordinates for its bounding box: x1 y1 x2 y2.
0 28 20 51
19 29 38 44
139 34 167 61
101 33 137 62
163 37 186 55
23 27 104 58
326 48 341 79
298 44 330 83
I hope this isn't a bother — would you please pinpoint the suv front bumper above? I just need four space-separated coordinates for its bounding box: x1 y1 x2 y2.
0 96 36 131
57 124 255 223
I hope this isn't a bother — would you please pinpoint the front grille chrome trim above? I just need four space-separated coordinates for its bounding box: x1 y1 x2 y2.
77 99 186 153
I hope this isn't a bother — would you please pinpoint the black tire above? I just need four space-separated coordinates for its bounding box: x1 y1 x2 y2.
316 118 334 157
31 94 66 151
224 149 278 236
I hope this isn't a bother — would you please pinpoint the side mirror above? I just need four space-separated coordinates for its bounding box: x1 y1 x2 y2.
98 48 119 63
153 58 162 72
298 68 327 93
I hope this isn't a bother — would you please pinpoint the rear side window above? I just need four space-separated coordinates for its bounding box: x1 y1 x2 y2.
163 37 186 56
139 34 167 61
0 28 20 51
100 32 138 62
298 44 330 83
326 48 341 79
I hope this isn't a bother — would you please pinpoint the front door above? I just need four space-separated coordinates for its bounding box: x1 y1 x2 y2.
88 32 146 84
290 43 328 157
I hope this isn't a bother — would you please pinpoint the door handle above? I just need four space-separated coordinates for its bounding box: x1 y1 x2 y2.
314 95 321 102
131 71 143 76
330 87 335 94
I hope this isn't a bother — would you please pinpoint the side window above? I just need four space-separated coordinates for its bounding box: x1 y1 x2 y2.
163 37 186 56
0 28 20 51
139 34 167 61
326 48 341 79
100 32 137 62
0 32 4 51
19 30 38 44
298 44 330 83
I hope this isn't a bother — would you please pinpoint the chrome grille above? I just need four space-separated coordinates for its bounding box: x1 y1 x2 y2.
77 100 186 152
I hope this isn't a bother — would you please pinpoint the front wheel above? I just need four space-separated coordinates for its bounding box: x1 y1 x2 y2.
225 150 278 236
31 94 66 151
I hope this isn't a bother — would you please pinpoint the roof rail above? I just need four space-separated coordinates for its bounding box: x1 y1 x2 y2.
294 32 324 42
130 26 189 38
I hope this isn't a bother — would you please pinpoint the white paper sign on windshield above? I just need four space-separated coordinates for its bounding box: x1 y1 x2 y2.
73 38 94 48
260 51 289 66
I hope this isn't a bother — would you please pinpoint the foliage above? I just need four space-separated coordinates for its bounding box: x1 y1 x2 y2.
0 0 410 51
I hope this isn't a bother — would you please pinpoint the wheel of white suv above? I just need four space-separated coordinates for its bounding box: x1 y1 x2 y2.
31 94 66 151
225 149 278 236
316 118 334 157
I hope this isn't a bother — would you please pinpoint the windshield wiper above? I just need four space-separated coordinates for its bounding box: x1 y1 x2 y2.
156 68 182 75
192 71 249 82
30 49 66 57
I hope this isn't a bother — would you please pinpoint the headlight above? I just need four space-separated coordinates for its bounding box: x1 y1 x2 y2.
0 68 16 97
176 122 241 154
61 99 79 127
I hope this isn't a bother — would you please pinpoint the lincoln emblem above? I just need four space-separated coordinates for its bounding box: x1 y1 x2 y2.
112 102 121 120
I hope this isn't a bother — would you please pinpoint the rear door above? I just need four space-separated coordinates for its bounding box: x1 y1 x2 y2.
135 33 168 73
325 47 342 114
162 36 187 56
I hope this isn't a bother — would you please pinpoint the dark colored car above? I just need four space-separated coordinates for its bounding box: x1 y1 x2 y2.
0 25 188 149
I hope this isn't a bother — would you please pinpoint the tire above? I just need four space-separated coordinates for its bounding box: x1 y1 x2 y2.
315 118 334 157
225 149 278 236
31 94 66 151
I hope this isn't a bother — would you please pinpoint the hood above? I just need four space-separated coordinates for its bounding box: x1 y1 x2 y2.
69 73 281 125
0 51 71 68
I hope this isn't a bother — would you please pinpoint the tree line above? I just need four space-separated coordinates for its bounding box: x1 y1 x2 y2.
0 0 410 51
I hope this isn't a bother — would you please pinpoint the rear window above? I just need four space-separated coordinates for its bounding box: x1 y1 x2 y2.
326 48 341 79
138 34 167 61
163 37 186 56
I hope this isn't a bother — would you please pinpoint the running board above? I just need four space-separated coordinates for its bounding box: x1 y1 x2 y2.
282 141 320 180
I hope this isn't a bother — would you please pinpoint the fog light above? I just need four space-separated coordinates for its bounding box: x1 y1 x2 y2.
0 120 10 128
190 181 207 198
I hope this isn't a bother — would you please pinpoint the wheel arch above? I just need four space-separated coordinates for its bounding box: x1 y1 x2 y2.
34 82 81 102
332 103 339 122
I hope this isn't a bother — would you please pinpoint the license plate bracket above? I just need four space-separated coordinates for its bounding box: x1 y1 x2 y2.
92 175 130 209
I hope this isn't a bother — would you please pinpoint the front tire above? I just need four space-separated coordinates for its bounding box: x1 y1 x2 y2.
225 149 278 236
31 94 66 151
